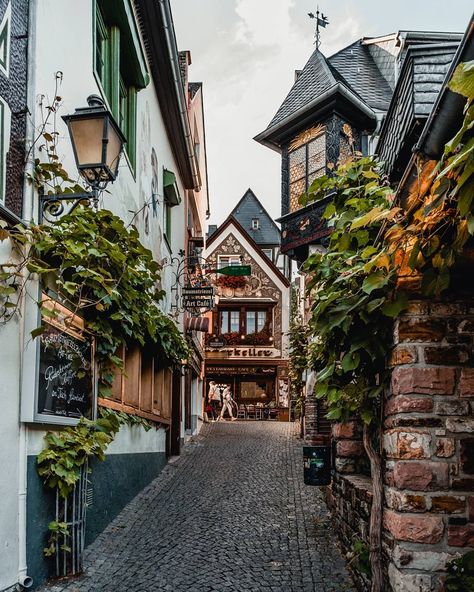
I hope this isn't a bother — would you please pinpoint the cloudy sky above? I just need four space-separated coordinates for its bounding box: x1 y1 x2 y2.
171 0 473 227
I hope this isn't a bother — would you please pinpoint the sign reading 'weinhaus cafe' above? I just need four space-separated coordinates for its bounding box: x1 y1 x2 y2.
182 286 214 310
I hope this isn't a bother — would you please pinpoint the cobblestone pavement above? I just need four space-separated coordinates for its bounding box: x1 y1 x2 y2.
39 422 355 592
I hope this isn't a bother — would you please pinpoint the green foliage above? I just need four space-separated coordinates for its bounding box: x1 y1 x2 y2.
6 206 188 395
288 286 308 410
385 59 474 296
445 551 474 592
352 539 371 577
44 521 70 557
303 156 404 424
37 408 153 501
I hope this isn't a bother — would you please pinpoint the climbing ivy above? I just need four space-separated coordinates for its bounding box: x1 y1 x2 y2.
288 286 308 412
1 206 189 396
37 408 153 499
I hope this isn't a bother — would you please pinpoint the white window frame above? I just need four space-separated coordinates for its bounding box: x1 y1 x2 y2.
251 218 260 230
218 254 241 269
0 3 11 78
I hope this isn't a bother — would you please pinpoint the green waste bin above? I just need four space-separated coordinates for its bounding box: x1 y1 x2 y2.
303 446 331 486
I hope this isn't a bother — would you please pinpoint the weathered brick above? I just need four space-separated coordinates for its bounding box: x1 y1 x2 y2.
435 438 455 458
424 346 470 366
385 395 433 415
385 416 443 429
398 318 446 342
434 400 470 416
389 345 418 366
452 477 474 491
460 368 474 397
431 302 466 316
335 457 356 474
388 564 434 592
384 509 444 543
460 439 474 474
384 429 431 460
386 489 427 512
446 418 474 433
447 524 474 546
391 367 456 396
336 440 364 458
431 496 466 513
393 461 449 490
392 546 456 571
332 421 359 439
405 301 430 315
468 497 474 521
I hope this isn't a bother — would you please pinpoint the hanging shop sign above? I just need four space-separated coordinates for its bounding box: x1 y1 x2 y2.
182 286 214 310
36 296 95 421
207 336 226 348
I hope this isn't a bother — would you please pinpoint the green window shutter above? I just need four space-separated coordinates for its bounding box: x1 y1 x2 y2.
108 26 120 120
126 86 137 170
163 169 181 206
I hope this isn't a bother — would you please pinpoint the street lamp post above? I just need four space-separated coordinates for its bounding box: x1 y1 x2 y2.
39 95 126 221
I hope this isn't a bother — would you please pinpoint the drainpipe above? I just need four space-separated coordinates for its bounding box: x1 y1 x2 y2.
158 0 201 192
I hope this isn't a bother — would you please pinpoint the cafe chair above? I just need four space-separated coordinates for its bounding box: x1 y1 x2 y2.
237 404 247 420
246 404 256 420
255 406 263 420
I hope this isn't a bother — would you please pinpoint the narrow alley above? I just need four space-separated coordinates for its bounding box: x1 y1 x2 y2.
39 423 354 592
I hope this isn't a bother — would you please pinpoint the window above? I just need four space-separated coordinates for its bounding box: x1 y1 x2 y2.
94 0 148 170
220 310 240 333
218 307 272 342
0 3 11 78
245 310 267 334
218 255 241 269
251 218 259 230
164 201 172 247
262 248 273 261
289 132 326 212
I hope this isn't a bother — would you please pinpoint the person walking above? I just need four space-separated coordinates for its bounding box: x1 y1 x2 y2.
218 385 236 421
208 381 221 421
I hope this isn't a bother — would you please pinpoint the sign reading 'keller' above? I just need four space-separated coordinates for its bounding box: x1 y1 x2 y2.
182 286 214 310
37 298 94 419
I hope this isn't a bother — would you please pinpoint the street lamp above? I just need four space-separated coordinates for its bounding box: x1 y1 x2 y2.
40 95 126 221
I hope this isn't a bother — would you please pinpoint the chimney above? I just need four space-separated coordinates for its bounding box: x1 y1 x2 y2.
294 69 303 82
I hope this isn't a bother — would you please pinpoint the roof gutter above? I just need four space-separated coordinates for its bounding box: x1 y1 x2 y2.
158 0 201 191
254 82 376 150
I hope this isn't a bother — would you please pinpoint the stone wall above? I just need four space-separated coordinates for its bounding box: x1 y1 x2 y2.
323 299 474 591
383 300 474 591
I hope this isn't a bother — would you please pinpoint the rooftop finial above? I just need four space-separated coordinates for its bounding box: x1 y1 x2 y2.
308 6 329 50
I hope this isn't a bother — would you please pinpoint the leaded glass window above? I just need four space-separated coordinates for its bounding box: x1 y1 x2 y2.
288 132 326 213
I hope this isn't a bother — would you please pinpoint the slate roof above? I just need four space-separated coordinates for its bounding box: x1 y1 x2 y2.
267 50 342 128
230 189 281 246
328 41 393 111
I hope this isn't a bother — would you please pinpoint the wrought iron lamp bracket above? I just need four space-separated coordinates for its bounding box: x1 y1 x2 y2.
39 186 100 222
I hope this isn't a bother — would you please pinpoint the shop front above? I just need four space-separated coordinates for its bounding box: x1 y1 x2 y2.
205 361 289 420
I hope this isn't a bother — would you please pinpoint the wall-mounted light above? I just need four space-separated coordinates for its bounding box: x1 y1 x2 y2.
40 95 126 221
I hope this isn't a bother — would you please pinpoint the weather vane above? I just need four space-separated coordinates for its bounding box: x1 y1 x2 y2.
308 7 329 50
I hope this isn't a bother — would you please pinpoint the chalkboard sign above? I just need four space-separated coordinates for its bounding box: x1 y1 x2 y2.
37 299 94 420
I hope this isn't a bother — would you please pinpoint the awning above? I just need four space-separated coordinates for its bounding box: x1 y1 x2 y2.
185 316 209 332
163 169 181 206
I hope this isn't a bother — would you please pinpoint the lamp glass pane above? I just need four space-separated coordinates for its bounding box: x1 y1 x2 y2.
69 116 105 167
106 123 123 177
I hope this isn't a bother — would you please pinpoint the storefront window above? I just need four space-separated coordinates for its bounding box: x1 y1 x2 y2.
240 380 270 400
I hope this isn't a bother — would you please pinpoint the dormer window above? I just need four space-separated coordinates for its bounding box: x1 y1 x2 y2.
289 125 326 213
251 218 260 230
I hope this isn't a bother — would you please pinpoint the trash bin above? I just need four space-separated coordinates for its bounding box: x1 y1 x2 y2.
303 446 331 486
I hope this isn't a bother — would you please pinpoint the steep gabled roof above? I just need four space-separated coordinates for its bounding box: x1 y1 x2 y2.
230 189 280 246
205 216 290 287
328 41 393 111
267 50 337 128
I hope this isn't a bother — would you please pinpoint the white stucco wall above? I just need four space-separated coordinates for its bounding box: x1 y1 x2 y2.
0 240 21 589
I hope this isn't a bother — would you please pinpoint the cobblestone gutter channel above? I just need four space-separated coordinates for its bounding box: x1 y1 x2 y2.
37 422 354 592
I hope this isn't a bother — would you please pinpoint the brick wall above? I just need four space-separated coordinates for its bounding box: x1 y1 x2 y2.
383 300 474 591
324 299 474 591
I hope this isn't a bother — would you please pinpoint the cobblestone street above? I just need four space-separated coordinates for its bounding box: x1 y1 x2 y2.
39 422 354 592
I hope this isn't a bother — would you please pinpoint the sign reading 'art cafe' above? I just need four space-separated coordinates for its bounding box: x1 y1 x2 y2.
182 286 214 310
